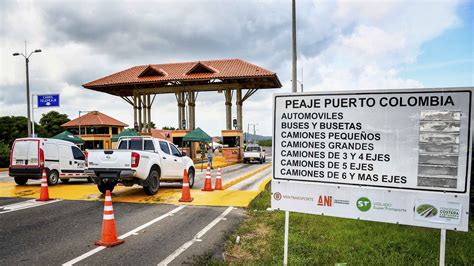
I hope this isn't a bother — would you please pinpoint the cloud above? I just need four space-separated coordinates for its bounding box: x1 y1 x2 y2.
0 0 465 136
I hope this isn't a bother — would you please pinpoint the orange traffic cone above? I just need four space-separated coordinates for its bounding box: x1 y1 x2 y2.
37 170 50 201
95 190 124 247
202 164 214 191
179 169 194 202
214 167 223 190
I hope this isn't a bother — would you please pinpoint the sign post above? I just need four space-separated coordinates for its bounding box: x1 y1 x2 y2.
272 88 472 263
440 229 446 266
32 94 60 136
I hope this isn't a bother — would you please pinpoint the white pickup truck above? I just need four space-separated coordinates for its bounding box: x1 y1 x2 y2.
243 144 266 164
85 137 195 195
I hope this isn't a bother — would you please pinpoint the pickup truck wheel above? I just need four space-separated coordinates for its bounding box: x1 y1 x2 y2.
188 168 195 189
144 170 160 195
14 177 28 185
98 182 116 194
47 170 59 186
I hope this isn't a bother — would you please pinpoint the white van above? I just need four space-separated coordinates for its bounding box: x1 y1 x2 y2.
9 138 89 185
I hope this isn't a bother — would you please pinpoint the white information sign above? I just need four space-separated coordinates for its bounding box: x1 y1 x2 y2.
271 88 472 231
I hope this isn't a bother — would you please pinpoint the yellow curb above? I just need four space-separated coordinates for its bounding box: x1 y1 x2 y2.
0 168 8 172
222 164 272 190
195 161 237 170
258 176 272 192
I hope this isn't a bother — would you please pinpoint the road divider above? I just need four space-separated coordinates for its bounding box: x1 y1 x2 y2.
179 169 194 202
95 190 124 247
202 164 214 192
214 168 223 190
38 170 51 201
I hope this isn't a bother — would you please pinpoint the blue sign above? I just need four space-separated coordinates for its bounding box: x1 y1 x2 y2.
37 94 60 107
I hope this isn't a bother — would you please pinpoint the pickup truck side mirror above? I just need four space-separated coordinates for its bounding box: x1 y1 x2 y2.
263 149 266 152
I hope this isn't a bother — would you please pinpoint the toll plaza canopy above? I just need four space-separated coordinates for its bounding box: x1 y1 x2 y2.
82 59 282 133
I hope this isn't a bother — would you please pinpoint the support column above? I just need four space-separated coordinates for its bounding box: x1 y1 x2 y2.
133 95 138 130
187 92 196 130
236 88 242 130
176 92 183 129
142 95 148 133
176 92 186 129
147 94 152 133
224 89 232 130
137 94 142 132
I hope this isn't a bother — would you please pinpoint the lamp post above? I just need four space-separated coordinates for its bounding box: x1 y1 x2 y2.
13 46 42 137
248 123 258 145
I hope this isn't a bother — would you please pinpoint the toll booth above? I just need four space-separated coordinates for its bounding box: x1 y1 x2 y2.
221 130 243 162
172 130 191 158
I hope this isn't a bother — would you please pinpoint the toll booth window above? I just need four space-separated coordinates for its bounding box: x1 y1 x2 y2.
118 140 128 150
144 140 155 151
173 137 183 147
170 144 181 157
223 136 240 147
159 141 170 154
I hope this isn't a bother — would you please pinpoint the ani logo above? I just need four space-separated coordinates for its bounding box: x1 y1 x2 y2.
317 195 332 207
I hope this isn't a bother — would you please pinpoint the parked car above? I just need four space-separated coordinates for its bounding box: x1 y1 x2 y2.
243 144 266 164
9 138 89 185
85 137 195 195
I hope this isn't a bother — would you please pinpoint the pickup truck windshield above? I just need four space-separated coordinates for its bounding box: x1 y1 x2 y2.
246 147 261 152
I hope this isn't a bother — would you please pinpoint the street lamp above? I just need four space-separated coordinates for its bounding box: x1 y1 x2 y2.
13 47 42 137
248 123 258 145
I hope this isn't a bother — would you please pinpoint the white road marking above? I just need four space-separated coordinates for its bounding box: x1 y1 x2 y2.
0 199 62 214
157 206 234 266
62 205 186 266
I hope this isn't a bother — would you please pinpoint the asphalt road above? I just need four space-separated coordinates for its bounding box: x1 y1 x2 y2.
0 198 244 265
0 148 272 265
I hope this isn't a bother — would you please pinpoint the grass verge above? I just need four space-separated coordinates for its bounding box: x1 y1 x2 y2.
219 183 474 265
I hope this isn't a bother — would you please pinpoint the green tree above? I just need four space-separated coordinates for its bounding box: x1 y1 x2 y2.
0 141 10 167
39 111 70 138
0 116 31 146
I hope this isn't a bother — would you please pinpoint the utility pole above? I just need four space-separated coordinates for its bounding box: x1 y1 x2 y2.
291 0 297 93
286 1 297 265
13 42 42 137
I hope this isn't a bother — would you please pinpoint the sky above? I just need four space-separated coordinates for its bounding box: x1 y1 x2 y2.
1 0 472 136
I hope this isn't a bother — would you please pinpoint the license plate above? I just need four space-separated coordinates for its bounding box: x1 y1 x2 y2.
15 160 24 165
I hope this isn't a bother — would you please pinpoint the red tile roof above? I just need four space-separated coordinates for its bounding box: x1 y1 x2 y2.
83 59 280 88
62 111 128 127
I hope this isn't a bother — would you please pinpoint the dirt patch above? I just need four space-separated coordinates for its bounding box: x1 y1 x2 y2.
225 222 271 263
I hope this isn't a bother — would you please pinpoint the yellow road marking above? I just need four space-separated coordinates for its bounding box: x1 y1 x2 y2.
222 164 272 190
0 165 273 207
